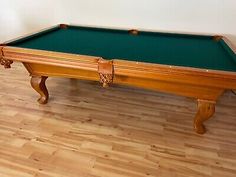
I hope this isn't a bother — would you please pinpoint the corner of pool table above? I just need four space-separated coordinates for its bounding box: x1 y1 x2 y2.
1 24 236 134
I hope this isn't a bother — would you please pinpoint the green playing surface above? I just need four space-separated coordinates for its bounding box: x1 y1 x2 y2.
9 25 236 72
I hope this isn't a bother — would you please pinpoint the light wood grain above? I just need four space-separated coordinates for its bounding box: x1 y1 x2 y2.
0 63 236 177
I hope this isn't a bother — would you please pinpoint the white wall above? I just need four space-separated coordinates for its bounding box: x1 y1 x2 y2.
0 0 236 45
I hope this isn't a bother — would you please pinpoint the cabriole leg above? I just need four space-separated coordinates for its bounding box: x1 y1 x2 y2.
194 99 215 134
30 76 49 104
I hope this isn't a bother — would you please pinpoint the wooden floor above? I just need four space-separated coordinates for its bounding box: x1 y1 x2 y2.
0 63 236 177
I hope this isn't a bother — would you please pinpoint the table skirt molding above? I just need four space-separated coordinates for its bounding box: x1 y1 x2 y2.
2 46 236 88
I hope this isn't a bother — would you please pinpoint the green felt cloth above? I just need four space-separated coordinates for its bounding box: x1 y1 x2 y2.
10 25 236 72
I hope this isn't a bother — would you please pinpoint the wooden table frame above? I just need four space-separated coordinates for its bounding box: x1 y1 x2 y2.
1 24 236 134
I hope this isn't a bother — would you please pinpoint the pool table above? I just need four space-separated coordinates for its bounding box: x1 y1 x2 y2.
1 24 236 134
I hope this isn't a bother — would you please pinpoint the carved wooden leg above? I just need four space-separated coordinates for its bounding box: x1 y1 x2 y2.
30 76 49 104
194 99 215 134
